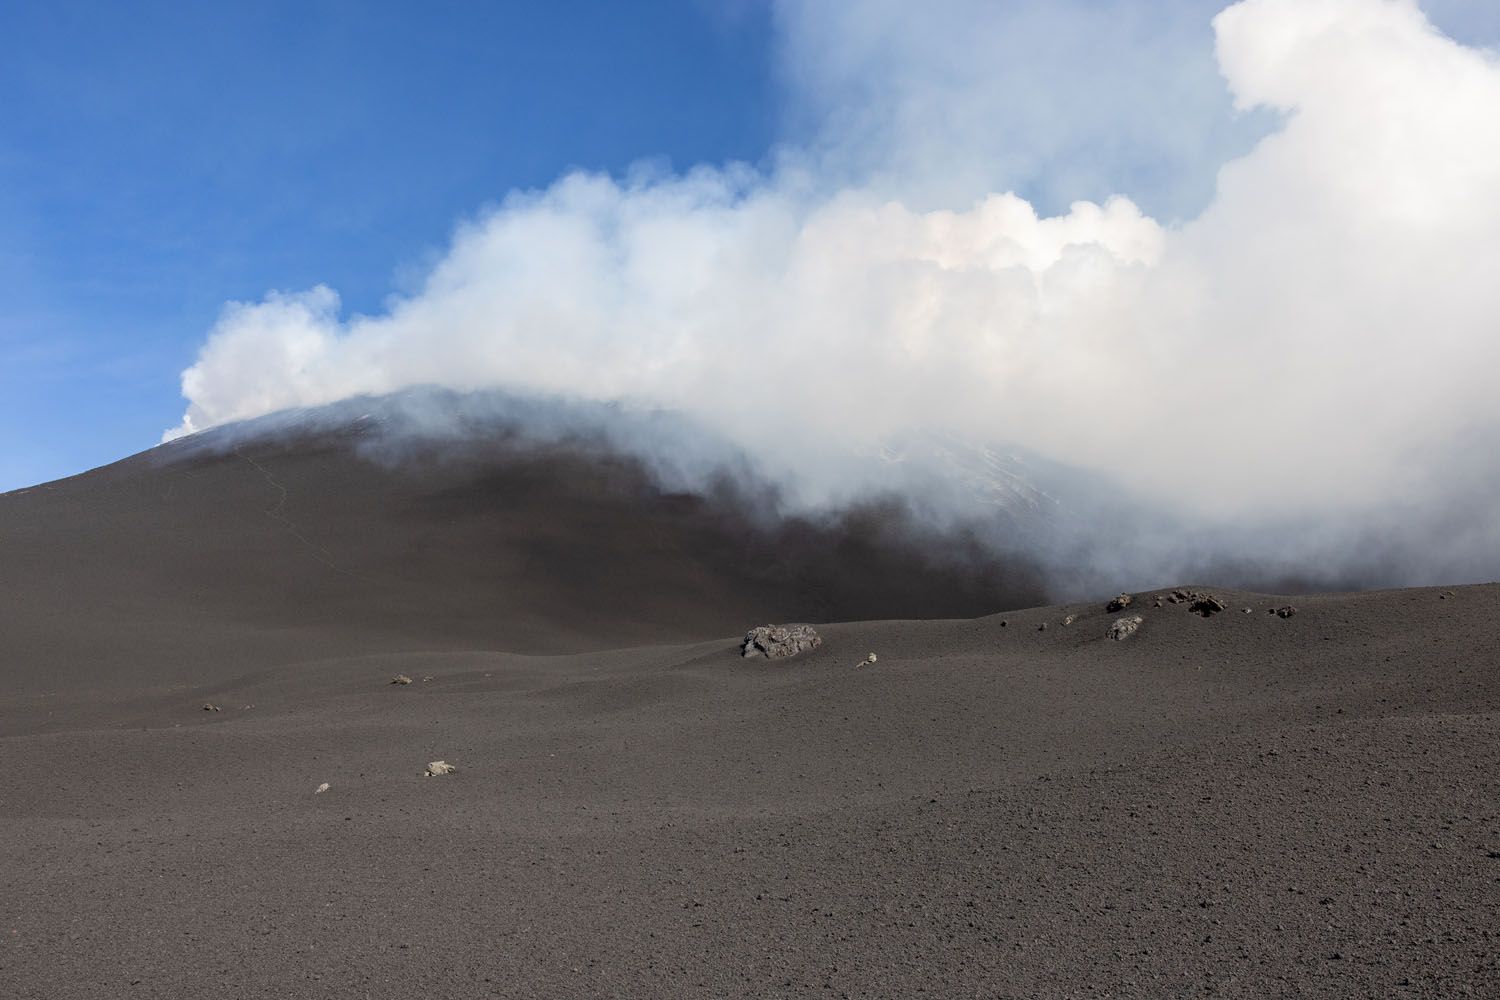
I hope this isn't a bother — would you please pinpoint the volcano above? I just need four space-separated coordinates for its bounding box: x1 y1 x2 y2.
0 392 1047 702
1 396 1497 998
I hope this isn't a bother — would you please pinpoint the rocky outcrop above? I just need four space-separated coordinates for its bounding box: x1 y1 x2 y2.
1106 593 1134 613
1158 590 1227 617
1188 595 1227 618
1109 615 1144 641
742 624 822 660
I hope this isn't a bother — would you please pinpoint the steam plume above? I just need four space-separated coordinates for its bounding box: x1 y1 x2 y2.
169 0 1500 588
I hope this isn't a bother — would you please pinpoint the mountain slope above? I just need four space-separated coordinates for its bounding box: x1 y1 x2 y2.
2 582 1497 997
0 408 1044 696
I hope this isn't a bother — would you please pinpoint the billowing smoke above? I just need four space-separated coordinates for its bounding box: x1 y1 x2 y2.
168 0 1500 591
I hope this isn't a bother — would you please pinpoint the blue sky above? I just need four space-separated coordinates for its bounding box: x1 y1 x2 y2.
0 0 776 490
3 1 1498 493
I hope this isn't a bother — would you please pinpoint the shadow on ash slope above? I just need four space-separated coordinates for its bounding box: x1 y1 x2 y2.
156 386 1496 600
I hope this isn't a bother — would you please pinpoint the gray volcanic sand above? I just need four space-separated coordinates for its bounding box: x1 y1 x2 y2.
2 434 1498 998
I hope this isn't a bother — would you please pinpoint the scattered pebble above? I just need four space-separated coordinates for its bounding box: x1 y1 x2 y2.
1242 607 1253 614
391 674 414 686
315 782 330 795
424 760 457 777
1062 614 1076 626
1037 622 1048 632
202 703 221 712
857 653 878 668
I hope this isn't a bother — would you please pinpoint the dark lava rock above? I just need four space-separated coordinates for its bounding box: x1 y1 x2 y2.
1274 605 1298 619
1106 593 1134 613
742 624 822 660
1189 595 1227 618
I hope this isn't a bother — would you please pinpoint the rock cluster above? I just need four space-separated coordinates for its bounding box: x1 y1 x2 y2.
1188 595 1228 618
391 674 414 686
1106 593 1134 613
1273 605 1298 619
1109 615 1144 641
742 624 822 660
1156 590 1228 617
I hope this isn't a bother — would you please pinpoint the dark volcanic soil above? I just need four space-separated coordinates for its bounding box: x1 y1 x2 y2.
0 421 1043 705
1 430 1497 998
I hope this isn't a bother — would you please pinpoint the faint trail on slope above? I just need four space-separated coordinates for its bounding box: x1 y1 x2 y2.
236 449 288 516
234 449 366 580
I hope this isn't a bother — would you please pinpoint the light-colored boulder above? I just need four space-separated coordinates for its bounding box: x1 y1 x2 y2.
741 624 822 660
1109 615 1144 641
